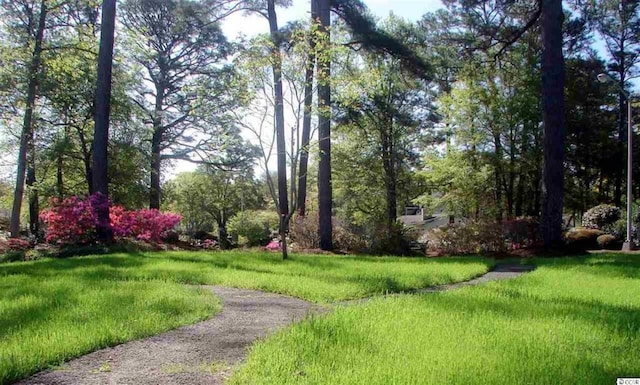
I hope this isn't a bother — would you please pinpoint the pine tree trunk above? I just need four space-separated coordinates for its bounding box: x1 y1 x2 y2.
382 121 396 231
493 132 503 221
149 82 165 210
296 0 318 217
10 0 47 238
317 0 332 250
27 132 39 237
150 130 162 210
540 0 565 249
267 0 289 260
56 152 64 199
92 0 116 242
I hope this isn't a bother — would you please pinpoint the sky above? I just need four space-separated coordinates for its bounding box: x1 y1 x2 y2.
222 0 444 39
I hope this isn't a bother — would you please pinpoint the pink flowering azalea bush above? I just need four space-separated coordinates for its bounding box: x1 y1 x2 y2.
39 196 98 245
265 239 281 252
40 194 181 245
126 209 182 243
0 238 32 254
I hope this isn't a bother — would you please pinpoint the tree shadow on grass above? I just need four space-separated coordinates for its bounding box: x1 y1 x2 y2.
0 254 148 278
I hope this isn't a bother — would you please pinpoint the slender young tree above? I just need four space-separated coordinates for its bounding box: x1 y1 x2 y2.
91 0 117 242
296 0 318 217
267 0 290 259
9 0 47 237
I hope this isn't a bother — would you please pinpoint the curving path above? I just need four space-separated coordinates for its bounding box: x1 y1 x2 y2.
17 263 534 385
18 287 325 385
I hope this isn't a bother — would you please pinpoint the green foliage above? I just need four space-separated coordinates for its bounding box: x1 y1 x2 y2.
166 168 264 236
227 210 279 247
416 148 493 218
289 214 367 253
333 16 434 229
426 221 507 255
368 223 416 256
230 254 640 385
582 204 621 230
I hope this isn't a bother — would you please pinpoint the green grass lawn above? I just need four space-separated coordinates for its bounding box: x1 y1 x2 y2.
230 253 640 385
0 251 491 384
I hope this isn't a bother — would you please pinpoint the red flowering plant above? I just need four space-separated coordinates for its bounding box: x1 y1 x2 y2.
40 194 182 245
39 196 97 245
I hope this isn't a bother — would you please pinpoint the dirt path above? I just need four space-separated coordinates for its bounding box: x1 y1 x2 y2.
17 263 533 385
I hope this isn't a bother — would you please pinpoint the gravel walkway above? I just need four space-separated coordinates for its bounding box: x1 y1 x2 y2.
17 263 533 385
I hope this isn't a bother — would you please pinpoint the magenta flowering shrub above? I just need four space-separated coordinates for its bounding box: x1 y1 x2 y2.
265 239 281 252
127 209 182 242
39 196 98 245
40 194 182 245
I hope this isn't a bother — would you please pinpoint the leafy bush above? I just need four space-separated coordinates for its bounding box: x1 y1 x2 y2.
0 238 33 263
502 217 539 249
582 204 621 230
602 218 627 241
426 221 507 255
40 194 181 245
564 227 603 250
227 210 279 247
369 223 416 256
333 225 367 252
596 234 618 249
192 230 217 241
290 214 319 249
161 230 180 244
5 238 31 251
289 214 367 253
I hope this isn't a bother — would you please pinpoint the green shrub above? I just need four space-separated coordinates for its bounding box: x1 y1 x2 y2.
161 230 180 244
192 230 217 241
333 225 367 252
564 227 603 250
290 214 319 249
227 210 279 247
290 214 368 253
602 218 627 241
426 221 506 255
596 234 618 249
582 204 621 229
502 217 539 248
369 223 416 256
